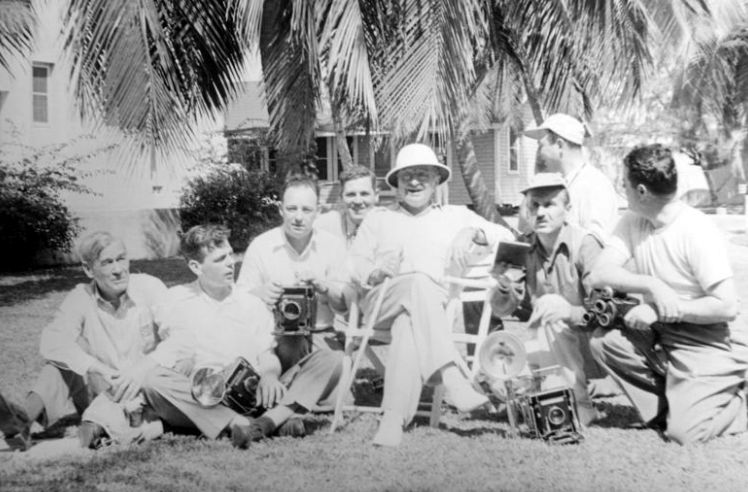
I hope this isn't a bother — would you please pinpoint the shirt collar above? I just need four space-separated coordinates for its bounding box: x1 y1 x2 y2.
391 201 443 217
530 222 573 267
277 227 319 257
90 280 132 312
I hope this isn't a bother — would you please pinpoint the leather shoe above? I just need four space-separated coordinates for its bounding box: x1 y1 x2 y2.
78 421 107 449
231 416 275 449
0 392 31 450
276 417 305 438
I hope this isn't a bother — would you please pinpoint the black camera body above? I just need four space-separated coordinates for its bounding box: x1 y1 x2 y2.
515 387 583 444
274 286 317 335
222 357 262 416
190 357 262 416
583 287 639 329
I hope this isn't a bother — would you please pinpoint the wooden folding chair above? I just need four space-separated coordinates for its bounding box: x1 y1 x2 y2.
329 251 500 432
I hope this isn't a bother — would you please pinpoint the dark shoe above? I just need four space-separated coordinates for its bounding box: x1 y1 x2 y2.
231 416 275 449
0 393 31 450
78 421 107 449
276 417 306 438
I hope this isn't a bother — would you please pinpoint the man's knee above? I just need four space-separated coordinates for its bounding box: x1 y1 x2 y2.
665 420 706 445
407 272 441 297
588 329 614 364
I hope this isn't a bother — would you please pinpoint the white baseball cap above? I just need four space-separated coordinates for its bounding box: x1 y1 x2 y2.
524 113 590 146
520 172 567 194
385 143 452 188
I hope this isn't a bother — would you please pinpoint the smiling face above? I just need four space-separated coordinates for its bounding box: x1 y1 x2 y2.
83 240 130 302
396 165 439 214
341 176 378 225
191 239 235 291
526 187 570 236
281 184 319 241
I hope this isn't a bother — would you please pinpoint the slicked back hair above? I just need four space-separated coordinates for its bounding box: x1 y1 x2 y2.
624 143 678 196
180 225 231 263
282 171 320 201
78 231 121 266
339 165 376 191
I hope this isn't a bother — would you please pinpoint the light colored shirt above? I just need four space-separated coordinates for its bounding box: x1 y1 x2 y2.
491 224 602 322
236 227 348 328
150 281 275 371
349 203 515 288
609 206 732 302
565 163 619 240
315 209 357 247
39 273 167 376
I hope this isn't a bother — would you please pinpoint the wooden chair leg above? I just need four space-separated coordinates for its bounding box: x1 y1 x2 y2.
430 384 446 427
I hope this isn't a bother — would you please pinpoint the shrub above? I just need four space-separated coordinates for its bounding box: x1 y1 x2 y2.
0 161 86 270
179 163 282 252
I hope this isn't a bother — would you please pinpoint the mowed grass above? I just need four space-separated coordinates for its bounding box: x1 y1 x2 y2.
3 241 748 491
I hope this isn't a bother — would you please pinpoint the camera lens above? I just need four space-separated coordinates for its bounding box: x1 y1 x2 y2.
281 300 301 320
548 406 566 426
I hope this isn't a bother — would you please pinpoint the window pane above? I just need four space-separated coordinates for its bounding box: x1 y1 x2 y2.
509 129 519 171
314 137 328 180
33 94 48 123
32 66 47 93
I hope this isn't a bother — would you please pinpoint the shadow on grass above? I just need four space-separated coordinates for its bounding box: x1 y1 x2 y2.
591 400 640 429
0 258 198 307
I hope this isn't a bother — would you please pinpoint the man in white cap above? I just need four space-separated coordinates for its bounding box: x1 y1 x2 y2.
524 113 618 240
490 173 604 426
348 143 514 446
524 113 621 398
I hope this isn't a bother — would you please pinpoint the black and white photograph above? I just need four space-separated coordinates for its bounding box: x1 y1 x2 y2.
2 0 748 490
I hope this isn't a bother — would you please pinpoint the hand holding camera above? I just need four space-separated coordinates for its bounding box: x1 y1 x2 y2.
254 281 284 306
256 373 286 408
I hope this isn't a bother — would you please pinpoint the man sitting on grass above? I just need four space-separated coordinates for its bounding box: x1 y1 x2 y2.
144 225 344 448
0 231 167 450
589 144 748 444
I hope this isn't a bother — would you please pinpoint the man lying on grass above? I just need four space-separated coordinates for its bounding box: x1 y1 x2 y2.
144 225 344 448
589 144 748 445
0 231 167 450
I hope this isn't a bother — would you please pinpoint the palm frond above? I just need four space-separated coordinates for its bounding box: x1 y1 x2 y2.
319 0 378 127
63 0 246 169
259 0 320 162
367 0 487 146
0 0 35 72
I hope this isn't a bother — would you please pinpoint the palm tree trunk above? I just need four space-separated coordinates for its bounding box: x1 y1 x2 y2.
454 134 516 234
520 67 544 125
332 106 353 171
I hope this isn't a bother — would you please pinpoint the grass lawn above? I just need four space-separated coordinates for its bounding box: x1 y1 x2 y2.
2 239 748 491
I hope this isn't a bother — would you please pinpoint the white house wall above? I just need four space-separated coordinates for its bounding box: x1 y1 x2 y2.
0 1 222 264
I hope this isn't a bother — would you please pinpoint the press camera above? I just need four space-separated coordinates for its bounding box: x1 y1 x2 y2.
582 286 639 329
274 286 317 335
190 357 262 416
477 331 583 444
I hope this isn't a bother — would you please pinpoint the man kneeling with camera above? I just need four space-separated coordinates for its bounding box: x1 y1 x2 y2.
146 225 343 448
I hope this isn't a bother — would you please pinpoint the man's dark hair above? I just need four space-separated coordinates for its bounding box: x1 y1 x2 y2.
339 165 376 191
623 144 678 196
180 224 231 262
281 171 319 200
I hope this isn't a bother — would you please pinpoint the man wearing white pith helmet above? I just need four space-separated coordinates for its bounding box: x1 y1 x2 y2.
524 113 618 241
348 143 514 447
